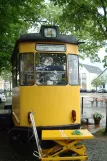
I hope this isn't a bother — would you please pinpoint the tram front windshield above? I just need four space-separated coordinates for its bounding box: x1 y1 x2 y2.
20 53 79 86
36 53 67 85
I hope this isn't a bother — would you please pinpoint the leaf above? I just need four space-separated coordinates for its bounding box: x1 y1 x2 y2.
0 0 44 71
50 0 107 63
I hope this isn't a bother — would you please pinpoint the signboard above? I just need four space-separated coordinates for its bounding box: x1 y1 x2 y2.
36 44 66 52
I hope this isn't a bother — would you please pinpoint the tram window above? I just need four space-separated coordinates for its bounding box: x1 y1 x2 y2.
36 53 67 85
20 53 34 86
12 61 17 87
17 54 19 86
68 54 79 85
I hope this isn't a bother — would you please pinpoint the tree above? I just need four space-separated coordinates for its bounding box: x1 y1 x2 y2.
0 0 44 72
91 76 106 91
50 0 107 63
0 68 12 96
102 56 107 67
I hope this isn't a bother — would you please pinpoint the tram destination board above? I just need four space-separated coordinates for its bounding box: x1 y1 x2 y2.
36 44 66 52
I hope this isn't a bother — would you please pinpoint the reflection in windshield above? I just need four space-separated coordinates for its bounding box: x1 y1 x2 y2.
36 53 67 85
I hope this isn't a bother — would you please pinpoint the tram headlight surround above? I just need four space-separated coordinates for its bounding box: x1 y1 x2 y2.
41 25 59 38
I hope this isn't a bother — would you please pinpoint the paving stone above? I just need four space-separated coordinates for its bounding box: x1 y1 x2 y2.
83 137 107 161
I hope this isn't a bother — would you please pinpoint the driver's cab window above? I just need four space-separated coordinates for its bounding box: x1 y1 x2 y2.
35 53 67 85
20 53 34 86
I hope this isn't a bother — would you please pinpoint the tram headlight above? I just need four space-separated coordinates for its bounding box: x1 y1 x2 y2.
72 110 76 122
41 25 59 38
44 28 56 37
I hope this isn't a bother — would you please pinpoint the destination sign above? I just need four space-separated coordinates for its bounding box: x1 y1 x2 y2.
36 44 66 52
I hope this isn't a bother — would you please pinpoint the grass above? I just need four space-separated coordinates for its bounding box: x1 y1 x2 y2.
94 128 107 136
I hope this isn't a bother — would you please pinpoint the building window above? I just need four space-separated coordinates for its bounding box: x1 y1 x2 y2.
82 78 86 83
82 73 86 78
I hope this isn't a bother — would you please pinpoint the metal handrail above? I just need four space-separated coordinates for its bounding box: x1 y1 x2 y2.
30 112 42 158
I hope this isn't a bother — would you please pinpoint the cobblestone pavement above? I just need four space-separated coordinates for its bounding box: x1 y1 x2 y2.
83 137 107 161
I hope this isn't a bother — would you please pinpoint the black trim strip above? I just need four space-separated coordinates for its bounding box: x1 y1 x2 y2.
8 124 81 134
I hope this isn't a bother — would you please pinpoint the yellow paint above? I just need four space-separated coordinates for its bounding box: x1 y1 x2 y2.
19 85 80 126
12 42 80 127
66 44 78 54
19 42 78 54
41 156 88 160
19 43 35 53
40 129 92 161
42 129 94 140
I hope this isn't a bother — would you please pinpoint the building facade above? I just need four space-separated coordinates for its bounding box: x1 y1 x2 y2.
79 64 102 90
96 68 107 90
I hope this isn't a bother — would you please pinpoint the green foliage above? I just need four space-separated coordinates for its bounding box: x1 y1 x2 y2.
40 2 64 26
102 56 107 67
50 0 107 62
94 129 107 136
1 0 107 72
91 76 106 88
0 0 44 71
92 112 104 119
0 67 12 82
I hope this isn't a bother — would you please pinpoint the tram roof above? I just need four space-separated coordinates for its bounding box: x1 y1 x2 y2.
12 32 83 62
17 33 81 45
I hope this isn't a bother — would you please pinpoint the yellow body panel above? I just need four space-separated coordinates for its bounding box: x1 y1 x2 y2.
12 42 80 127
42 129 94 140
19 85 80 126
19 42 78 54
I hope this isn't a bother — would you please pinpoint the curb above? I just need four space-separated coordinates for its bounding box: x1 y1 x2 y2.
89 127 105 134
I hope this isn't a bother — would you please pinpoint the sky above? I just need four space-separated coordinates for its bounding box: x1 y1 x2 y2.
80 48 106 71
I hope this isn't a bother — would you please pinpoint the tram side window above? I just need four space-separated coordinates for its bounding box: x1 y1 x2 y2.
17 54 19 86
20 53 34 86
12 61 17 87
36 53 67 85
68 54 79 85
